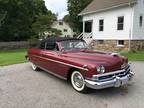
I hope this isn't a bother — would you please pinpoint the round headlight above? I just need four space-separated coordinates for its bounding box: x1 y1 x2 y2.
97 66 105 74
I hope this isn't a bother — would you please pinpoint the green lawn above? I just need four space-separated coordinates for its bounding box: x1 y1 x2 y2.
121 51 144 61
0 49 27 66
0 48 144 66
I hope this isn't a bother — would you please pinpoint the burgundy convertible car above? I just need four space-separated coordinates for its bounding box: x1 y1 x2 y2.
27 37 134 93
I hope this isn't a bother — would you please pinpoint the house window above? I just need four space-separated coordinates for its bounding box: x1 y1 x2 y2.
98 40 104 44
64 29 68 32
99 19 104 31
117 16 124 30
59 22 63 25
139 15 143 27
117 40 124 47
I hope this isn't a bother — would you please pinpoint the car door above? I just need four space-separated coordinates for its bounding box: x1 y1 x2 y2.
43 42 71 79
39 42 62 74
29 41 46 68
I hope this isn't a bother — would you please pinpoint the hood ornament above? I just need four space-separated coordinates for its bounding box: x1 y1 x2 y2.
111 53 119 56
83 65 88 68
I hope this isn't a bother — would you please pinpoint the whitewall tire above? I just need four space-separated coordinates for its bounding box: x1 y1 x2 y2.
31 62 39 71
71 71 88 93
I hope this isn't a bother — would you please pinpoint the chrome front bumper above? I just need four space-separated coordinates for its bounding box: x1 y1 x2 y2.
85 68 134 90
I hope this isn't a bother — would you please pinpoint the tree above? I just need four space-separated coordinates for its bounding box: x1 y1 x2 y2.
67 0 92 32
63 14 76 33
63 15 70 23
0 12 7 27
63 14 74 26
0 0 56 41
32 11 58 39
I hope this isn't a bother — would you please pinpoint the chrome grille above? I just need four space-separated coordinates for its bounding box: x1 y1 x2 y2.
97 65 130 82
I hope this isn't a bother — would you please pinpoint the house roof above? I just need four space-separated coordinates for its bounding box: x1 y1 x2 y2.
79 0 137 15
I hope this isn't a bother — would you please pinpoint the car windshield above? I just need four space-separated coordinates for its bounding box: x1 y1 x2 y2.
60 40 89 51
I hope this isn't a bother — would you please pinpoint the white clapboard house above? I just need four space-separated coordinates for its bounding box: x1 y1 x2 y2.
79 0 144 51
51 20 75 38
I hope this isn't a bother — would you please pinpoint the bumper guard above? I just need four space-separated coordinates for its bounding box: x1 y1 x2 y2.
85 68 134 89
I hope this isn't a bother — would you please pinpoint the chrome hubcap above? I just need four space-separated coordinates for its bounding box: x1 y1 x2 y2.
73 73 84 88
31 62 36 70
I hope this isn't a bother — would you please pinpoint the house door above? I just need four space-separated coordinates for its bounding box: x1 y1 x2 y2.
84 21 93 33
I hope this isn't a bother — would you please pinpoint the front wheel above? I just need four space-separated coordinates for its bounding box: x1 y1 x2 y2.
30 62 39 71
71 71 88 93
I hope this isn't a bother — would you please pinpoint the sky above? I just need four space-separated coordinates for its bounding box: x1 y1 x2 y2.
44 0 68 19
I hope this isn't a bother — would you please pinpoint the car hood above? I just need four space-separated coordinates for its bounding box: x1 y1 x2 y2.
62 50 126 72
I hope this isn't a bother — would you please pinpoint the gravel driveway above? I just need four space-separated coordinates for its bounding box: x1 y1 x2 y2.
0 62 143 108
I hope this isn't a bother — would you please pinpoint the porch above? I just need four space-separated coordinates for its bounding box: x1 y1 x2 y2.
78 20 93 44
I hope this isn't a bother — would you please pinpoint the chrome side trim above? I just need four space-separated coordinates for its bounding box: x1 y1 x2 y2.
36 65 67 80
32 55 88 71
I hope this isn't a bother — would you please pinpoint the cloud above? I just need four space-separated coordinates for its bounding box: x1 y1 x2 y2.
59 11 69 19
44 0 68 19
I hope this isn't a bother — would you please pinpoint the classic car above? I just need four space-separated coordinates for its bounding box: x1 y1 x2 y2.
27 37 134 93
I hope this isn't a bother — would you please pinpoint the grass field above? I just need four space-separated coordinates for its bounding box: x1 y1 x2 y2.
121 51 144 61
0 49 27 66
0 48 144 66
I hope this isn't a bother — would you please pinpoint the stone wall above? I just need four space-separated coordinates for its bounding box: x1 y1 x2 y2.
130 40 144 51
90 40 144 52
1 40 143 51
0 41 37 49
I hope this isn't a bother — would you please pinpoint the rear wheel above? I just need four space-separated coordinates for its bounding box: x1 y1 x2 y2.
30 62 39 71
71 71 88 93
